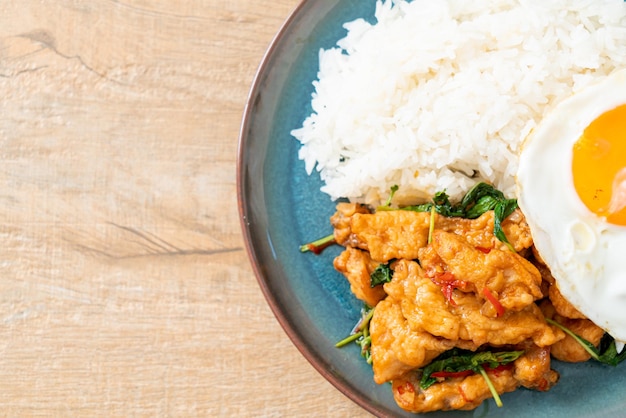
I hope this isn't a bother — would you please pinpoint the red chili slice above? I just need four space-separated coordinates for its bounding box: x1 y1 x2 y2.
436 271 456 282
483 363 514 377
429 271 469 306
430 370 475 379
396 381 415 395
482 287 505 317
458 385 470 403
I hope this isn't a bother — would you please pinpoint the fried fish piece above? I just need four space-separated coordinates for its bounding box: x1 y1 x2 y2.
391 368 519 413
369 297 461 384
513 343 560 391
549 284 586 320
419 230 543 314
539 299 605 363
335 208 533 262
387 260 563 348
333 247 386 307
329 202 370 247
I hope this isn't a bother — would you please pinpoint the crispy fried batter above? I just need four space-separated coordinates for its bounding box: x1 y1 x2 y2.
550 318 605 363
513 343 559 391
369 297 460 384
329 202 589 413
385 259 562 349
549 284 586 320
330 202 371 247
391 369 519 413
539 299 605 363
349 210 431 261
332 208 534 263
389 342 560 413
419 230 544 314
436 209 534 253
333 247 386 307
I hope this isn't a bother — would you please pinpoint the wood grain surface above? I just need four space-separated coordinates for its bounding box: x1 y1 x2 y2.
0 1 371 416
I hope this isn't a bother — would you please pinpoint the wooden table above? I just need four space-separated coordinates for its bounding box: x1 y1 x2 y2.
0 1 370 416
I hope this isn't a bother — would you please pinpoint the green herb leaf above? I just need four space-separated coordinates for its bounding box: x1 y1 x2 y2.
401 190 457 216
493 199 518 252
459 182 506 217
401 202 433 212
399 183 518 248
546 318 626 366
432 191 466 217
370 262 394 287
596 334 626 365
384 185 399 207
420 349 524 390
336 306 375 364
299 233 336 254
464 195 499 219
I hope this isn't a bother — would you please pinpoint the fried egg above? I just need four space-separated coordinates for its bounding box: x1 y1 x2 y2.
517 69 626 342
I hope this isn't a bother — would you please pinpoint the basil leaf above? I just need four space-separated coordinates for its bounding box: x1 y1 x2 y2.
420 349 524 389
469 351 525 369
420 349 473 389
494 199 518 251
594 334 626 365
370 262 393 287
460 182 505 213
432 191 465 217
393 183 519 248
465 195 500 219
400 202 433 213
547 319 626 366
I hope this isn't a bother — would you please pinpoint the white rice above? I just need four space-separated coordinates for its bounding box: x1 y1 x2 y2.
291 0 626 206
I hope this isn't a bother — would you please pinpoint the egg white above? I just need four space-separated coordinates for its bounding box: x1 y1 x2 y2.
517 69 626 342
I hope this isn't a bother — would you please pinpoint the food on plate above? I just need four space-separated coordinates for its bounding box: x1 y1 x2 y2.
517 69 626 342
292 0 626 413
324 185 622 413
292 0 626 206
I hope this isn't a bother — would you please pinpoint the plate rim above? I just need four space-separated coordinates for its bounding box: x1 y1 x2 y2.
235 1 388 417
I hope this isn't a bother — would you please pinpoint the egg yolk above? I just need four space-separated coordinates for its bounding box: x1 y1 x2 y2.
572 103 626 226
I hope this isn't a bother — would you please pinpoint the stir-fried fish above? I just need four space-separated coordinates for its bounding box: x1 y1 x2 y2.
331 203 534 263
329 201 601 413
383 259 560 348
391 368 519 413
333 247 386 308
369 257 562 388
420 230 543 313
369 297 464 384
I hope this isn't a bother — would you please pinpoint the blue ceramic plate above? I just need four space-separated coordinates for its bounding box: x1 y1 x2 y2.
237 1 626 417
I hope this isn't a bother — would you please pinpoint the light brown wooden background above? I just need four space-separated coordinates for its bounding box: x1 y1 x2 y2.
0 1 371 416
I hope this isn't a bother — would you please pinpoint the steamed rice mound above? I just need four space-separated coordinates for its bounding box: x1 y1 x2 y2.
291 0 626 206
